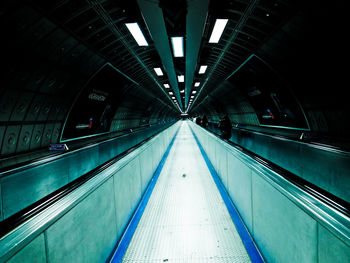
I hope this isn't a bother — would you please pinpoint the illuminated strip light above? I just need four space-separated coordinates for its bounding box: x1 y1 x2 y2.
180 90 184 93
154 67 164 76
125 23 149 46
178 75 184 82
198 65 207 74
209 19 228 43
192 90 197 94
169 92 173 95
171 37 184 57
164 84 170 88
194 82 200 87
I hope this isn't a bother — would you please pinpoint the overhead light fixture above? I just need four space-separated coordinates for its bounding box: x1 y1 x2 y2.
209 19 228 43
198 65 207 74
125 23 149 46
192 90 197 94
171 37 184 57
163 84 170 88
191 95 194 98
172 96 175 99
180 90 184 93
194 82 200 87
154 67 164 76
169 92 173 95
178 75 184 82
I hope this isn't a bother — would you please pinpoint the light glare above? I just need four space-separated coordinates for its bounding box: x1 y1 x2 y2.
125 23 149 46
209 19 228 43
171 37 184 57
178 75 184 82
199 65 207 74
154 67 164 76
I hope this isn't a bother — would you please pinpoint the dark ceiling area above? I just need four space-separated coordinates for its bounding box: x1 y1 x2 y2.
0 0 349 157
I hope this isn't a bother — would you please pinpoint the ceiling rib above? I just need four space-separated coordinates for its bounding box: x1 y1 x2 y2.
190 0 260 112
185 0 209 110
86 0 179 111
137 0 183 111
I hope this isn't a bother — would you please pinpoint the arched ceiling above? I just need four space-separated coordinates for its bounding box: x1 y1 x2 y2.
0 0 349 156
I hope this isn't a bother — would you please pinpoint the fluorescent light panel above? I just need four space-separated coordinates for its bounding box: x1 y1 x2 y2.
199 65 207 74
209 19 228 43
194 82 200 87
125 23 148 46
169 92 173 95
180 90 184 93
163 84 170 88
192 90 197 94
171 37 184 57
178 75 184 82
154 67 163 76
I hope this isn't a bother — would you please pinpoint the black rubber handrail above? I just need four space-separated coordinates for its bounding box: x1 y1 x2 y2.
207 121 350 154
0 122 174 176
0 123 171 238
200 123 350 216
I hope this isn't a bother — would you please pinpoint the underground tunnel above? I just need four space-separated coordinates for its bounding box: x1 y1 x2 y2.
0 0 349 262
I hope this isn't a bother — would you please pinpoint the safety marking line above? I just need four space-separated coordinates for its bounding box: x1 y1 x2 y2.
189 125 265 263
109 127 180 263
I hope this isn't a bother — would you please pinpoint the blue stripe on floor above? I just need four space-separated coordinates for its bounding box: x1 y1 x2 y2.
189 125 265 263
109 128 180 263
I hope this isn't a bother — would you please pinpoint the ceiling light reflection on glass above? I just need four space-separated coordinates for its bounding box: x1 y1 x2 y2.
125 23 149 46
209 19 228 43
178 75 184 82
194 82 200 87
154 67 164 76
198 65 207 74
171 37 184 57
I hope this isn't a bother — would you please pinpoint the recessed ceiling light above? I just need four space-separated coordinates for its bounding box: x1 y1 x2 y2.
163 84 170 88
154 67 164 76
180 90 184 93
171 36 184 57
191 95 194 98
194 82 200 87
178 75 184 82
209 19 228 43
172 96 175 99
199 65 207 74
125 23 149 46
192 90 197 94
169 91 173 95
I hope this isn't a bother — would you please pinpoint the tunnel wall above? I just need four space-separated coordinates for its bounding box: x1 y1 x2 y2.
189 122 350 263
0 122 175 221
1 2 178 158
0 121 180 263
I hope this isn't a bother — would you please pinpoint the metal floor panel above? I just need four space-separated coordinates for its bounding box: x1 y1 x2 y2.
122 122 251 263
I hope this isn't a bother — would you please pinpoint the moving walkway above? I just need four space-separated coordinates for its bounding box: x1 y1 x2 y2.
0 121 349 263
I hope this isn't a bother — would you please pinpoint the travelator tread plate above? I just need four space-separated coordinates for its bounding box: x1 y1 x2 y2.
122 122 251 263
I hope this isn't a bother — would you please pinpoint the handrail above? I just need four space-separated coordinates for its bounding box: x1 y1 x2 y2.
0 122 174 178
0 123 171 238
192 122 350 244
207 121 350 156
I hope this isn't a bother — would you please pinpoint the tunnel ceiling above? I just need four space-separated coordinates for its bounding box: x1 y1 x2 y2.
1 0 348 157
4 0 299 113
